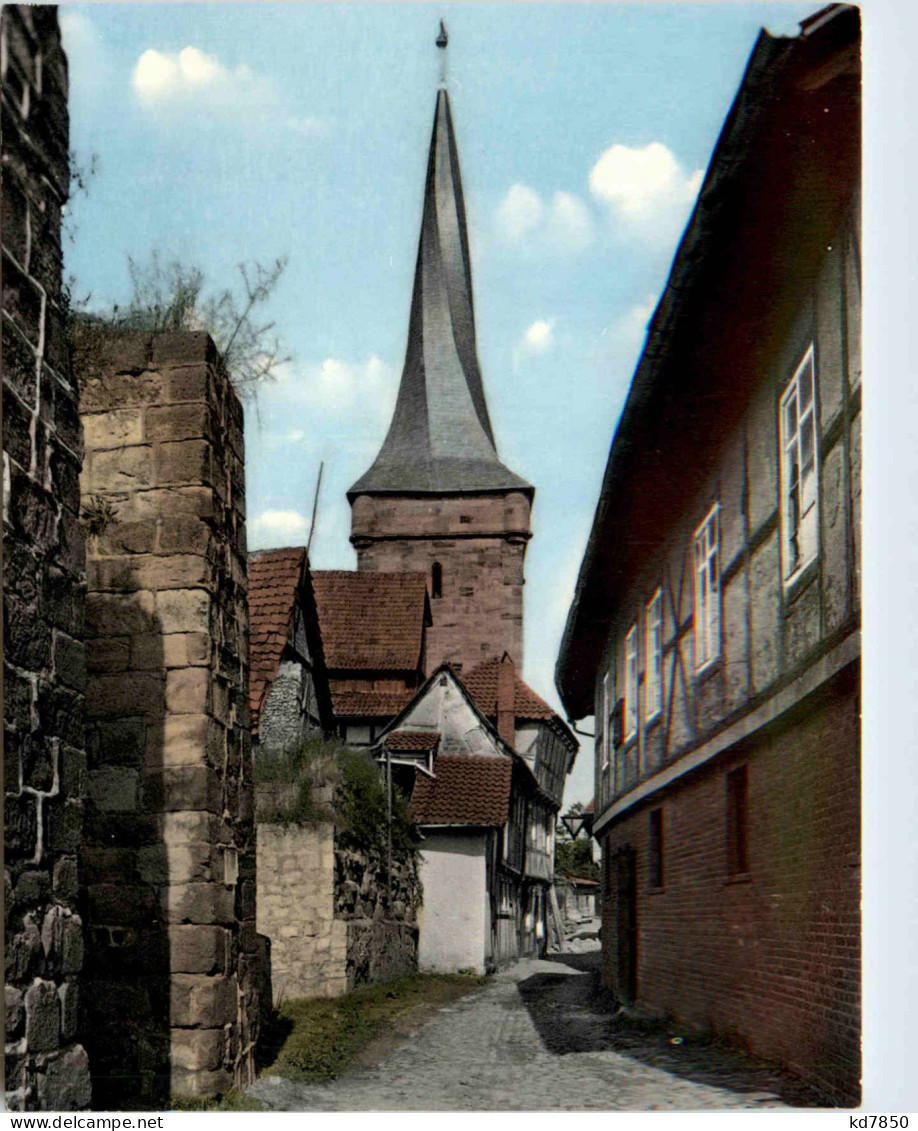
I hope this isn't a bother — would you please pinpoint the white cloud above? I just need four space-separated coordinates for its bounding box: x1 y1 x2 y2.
496 184 544 241
495 185 593 253
589 142 703 242
514 319 556 370
249 508 311 546
132 45 322 133
274 356 396 419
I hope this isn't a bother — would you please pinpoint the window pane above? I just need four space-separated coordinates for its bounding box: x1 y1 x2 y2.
799 357 814 409
801 414 814 468
784 393 798 437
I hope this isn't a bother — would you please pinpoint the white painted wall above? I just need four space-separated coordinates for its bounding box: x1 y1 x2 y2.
417 831 489 974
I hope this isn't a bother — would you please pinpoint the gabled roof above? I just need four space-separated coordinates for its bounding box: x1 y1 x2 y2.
248 547 308 732
385 730 441 753
312 570 430 672
408 753 511 826
330 687 416 720
463 656 577 751
348 89 530 499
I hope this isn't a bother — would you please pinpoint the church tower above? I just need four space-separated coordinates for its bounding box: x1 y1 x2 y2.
348 64 533 675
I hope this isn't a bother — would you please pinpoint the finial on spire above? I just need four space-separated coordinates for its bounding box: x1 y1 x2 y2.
436 19 448 86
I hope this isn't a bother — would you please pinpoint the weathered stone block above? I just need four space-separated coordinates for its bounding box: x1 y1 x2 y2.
88 883 154 927
156 588 210 634
154 439 212 489
88 445 153 493
35 1044 92 1111
165 882 235 926
24 979 60 1054
145 403 210 443
86 672 163 718
81 409 144 451
92 716 146 767
144 765 222 814
95 521 157 557
78 371 164 413
89 766 140 812
89 553 209 594
170 974 237 1028
170 1066 234 1100
86 589 156 636
159 713 220 768
166 667 210 715
170 925 230 975
59 980 79 1039
86 635 131 674
54 631 86 691
157 517 212 557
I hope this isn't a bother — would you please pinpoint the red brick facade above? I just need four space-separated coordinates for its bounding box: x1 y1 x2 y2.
600 667 859 1103
350 491 531 674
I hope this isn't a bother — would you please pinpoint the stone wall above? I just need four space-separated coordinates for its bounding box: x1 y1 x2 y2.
350 492 531 675
257 821 420 1001
256 823 347 1001
336 844 419 989
77 330 261 1104
2 6 93 1111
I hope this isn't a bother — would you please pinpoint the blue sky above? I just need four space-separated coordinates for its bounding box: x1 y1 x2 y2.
62 1 819 806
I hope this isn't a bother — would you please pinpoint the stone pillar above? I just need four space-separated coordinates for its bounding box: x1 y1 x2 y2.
77 329 260 1104
2 7 92 1111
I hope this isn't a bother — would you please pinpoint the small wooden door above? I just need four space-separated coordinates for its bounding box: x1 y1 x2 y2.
616 846 638 1003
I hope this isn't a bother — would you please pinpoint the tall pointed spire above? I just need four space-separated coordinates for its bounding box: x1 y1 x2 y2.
349 83 531 498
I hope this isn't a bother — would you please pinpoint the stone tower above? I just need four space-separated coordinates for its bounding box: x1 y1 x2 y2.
348 85 533 675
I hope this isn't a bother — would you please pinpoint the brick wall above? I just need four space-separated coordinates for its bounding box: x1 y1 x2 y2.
77 330 262 1104
2 6 93 1111
350 491 531 673
600 668 860 1104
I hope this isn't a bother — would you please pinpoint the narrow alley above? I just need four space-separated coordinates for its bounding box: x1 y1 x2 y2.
248 954 823 1111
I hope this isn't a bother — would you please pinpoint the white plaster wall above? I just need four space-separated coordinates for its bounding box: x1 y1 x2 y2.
417 832 489 974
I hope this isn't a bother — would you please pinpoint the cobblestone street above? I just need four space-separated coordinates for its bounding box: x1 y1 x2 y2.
248 954 822 1111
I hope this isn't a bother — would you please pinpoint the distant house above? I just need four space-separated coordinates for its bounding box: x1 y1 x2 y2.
555 5 860 1105
311 570 431 746
248 547 334 750
375 659 565 973
555 877 599 921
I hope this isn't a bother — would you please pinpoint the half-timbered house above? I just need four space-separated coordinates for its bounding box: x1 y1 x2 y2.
555 4 860 1105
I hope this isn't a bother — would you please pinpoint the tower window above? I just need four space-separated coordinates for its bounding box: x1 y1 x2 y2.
431 562 443 598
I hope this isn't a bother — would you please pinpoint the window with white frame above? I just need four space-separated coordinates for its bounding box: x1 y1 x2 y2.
779 347 819 585
644 588 663 721
600 672 610 771
624 623 638 739
693 505 721 671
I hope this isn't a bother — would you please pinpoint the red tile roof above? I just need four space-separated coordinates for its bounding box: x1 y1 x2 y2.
385 730 440 752
462 657 556 721
312 571 429 671
408 754 512 827
330 687 415 720
247 547 308 733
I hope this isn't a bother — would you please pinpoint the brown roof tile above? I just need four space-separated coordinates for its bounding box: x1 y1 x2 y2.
385 730 440 752
330 688 415 720
312 571 429 671
247 547 307 732
408 753 512 827
462 657 556 721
